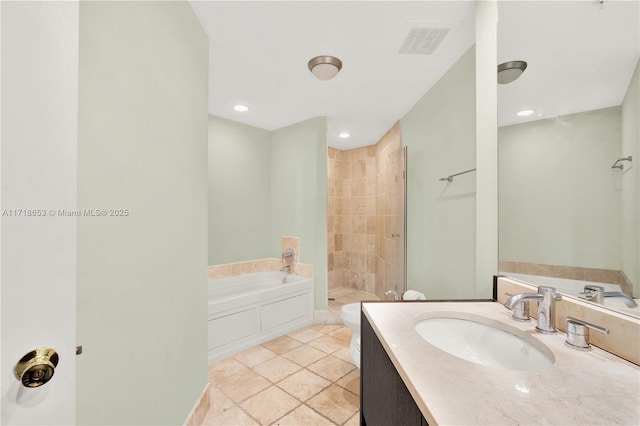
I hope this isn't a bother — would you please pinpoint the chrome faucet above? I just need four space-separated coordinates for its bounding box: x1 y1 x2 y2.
505 286 562 334
282 248 295 262
280 265 291 273
583 285 637 308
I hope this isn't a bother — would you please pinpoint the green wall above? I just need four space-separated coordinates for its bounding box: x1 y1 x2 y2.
208 116 271 264
622 58 640 297
270 118 328 310
499 107 622 269
208 116 328 310
77 1 209 424
401 46 477 299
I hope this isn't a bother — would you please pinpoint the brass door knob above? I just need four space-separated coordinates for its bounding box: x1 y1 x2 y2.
15 348 59 388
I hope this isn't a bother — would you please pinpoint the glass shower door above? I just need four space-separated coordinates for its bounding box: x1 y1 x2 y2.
387 146 407 297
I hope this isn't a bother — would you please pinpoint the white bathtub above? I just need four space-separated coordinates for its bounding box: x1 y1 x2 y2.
502 272 640 317
208 271 314 363
502 272 623 295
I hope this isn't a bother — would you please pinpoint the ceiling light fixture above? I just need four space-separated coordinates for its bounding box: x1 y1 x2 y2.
308 55 343 81
233 104 249 112
338 132 351 139
517 109 534 117
497 60 528 84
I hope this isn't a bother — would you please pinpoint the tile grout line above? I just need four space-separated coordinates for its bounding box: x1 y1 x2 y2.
206 324 359 426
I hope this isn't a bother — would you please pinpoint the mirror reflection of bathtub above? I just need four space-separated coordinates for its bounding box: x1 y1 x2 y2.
502 272 640 319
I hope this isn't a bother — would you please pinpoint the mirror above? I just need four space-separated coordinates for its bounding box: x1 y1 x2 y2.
497 1 640 318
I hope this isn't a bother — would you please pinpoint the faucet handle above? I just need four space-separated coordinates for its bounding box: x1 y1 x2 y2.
282 248 295 262
537 285 562 300
583 285 605 303
565 316 609 350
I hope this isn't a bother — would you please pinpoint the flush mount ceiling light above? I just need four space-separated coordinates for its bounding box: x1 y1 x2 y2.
497 60 528 84
338 132 351 139
308 55 343 80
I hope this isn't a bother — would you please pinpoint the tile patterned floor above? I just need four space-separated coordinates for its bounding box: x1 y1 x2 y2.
204 324 360 426
327 287 378 314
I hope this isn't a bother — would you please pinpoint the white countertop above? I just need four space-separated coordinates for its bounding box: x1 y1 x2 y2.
363 301 640 425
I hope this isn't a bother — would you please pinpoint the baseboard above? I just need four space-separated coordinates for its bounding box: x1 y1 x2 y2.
183 383 210 426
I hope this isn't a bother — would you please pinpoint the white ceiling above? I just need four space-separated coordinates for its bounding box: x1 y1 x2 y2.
498 0 640 127
190 1 476 149
190 0 640 149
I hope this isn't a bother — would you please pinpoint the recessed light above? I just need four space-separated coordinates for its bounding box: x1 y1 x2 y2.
517 109 534 117
338 132 351 139
233 104 249 112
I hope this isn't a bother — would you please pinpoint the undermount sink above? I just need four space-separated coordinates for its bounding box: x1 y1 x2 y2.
414 317 554 371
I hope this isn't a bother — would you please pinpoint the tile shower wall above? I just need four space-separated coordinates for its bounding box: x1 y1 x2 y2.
328 123 401 299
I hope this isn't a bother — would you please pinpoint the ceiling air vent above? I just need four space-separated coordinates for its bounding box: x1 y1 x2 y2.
399 27 450 55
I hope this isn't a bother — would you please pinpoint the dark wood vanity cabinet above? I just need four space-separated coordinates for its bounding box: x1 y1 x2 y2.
360 311 429 426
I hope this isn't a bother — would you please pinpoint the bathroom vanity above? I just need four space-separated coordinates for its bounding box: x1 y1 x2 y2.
360 301 640 425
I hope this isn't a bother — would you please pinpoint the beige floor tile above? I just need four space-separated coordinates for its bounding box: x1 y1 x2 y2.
336 370 360 396
307 355 355 382
287 327 324 343
343 412 360 426
282 345 327 367
306 384 359 425
234 345 277 368
201 405 258 426
240 386 301 426
312 324 343 335
331 347 354 365
253 355 302 383
327 287 378 312
271 404 336 426
328 327 352 343
208 357 250 383
308 335 347 354
208 386 235 416
277 369 331 402
327 287 358 300
216 369 271 403
261 335 302 355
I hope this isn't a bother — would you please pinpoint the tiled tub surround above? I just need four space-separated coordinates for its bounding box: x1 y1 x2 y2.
205 324 360 425
497 276 640 365
208 272 313 363
363 302 640 425
208 258 313 281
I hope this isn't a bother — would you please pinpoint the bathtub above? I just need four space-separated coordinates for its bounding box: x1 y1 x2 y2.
208 271 314 363
501 272 640 317
502 272 623 296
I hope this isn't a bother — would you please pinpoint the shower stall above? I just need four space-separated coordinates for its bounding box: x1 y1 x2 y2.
327 126 407 317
